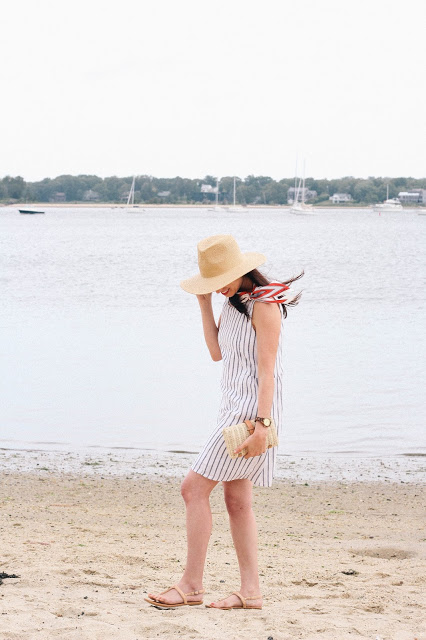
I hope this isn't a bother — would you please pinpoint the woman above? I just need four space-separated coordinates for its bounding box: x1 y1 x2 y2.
145 234 302 610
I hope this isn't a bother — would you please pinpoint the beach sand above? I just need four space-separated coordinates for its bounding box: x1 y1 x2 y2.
1 468 425 640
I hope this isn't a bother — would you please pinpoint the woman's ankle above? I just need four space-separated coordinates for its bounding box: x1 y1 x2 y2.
239 584 261 596
178 576 204 591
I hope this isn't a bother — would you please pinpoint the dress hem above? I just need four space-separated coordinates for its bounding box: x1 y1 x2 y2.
190 464 274 488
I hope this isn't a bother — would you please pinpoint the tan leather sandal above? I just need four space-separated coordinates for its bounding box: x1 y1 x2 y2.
206 591 262 610
144 584 205 608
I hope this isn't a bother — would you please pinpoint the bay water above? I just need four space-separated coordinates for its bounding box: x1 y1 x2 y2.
1 206 425 458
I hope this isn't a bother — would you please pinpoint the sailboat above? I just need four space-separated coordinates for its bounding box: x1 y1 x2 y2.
126 176 145 211
371 185 403 212
289 161 316 215
208 179 229 211
228 177 245 212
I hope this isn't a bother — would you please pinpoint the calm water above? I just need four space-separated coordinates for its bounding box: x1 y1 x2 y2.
1 206 425 457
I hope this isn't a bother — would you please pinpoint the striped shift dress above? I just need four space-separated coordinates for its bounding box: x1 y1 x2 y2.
191 297 283 487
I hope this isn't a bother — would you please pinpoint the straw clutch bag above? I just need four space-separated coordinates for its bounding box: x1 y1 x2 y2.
223 418 278 459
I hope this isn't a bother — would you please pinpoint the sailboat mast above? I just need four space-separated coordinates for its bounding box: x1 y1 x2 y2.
294 157 298 204
296 177 302 203
127 176 135 206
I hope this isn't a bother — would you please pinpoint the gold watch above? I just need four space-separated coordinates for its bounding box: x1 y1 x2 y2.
255 417 272 427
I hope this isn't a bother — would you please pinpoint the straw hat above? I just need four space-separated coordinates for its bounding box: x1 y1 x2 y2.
180 234 266 295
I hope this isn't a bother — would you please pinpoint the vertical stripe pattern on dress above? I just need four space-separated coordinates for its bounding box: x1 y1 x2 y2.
191 298 284 487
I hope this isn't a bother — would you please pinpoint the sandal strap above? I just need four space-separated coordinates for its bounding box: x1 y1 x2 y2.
158 584 186 604
172 584 187 604
231 591 262 608
185 588 205 596
158 585 204 604
232 591 246 608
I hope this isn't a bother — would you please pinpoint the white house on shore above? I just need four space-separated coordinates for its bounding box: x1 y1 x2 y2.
83 189 100 201
201 184 218 194
398 189 426 204
329 193 353 204
287 187 317 203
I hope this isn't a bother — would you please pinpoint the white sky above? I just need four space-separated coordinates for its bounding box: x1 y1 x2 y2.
1 0 425 181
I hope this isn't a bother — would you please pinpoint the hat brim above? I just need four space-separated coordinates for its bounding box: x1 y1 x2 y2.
180 252 267 295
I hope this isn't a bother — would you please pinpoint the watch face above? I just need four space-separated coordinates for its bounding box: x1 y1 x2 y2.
264 418 271 427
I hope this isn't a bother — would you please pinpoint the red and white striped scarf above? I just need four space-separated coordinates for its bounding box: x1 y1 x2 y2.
238 282 297 304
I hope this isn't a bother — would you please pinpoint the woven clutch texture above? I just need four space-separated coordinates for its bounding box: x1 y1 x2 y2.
222 418 278 459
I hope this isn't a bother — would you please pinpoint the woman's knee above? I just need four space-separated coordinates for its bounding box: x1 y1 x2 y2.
180 476 193 503
181 471 215 504
224 483 253 516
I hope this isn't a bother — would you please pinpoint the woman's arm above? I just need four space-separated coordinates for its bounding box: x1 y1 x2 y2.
253 302 281 428
196 293 222 361
234 302 281 457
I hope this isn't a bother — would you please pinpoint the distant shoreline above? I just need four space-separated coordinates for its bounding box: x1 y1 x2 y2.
2 202 423 210
3 174 425 210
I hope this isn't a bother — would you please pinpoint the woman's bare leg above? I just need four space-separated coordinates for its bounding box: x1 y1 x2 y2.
208 478 263 609
148 470 218 605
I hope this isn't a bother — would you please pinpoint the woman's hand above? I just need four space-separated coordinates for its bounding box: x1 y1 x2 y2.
196 293 212 304
234 430 267 459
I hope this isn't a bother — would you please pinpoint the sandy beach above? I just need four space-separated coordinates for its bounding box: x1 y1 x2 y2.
1 456 425 640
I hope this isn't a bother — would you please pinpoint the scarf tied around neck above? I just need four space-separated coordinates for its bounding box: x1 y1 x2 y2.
238 282 299 305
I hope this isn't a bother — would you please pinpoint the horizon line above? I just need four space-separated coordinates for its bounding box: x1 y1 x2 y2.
3 173 426 182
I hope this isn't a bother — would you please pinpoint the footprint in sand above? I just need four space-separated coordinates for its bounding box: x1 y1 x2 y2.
350 546 416 560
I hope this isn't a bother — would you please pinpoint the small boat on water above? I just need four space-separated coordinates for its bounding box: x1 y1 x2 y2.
19 209 45 214
372 198 403 212
207 178 229 211
228 177 245 212
289 160 317 215
371 185 403 212
289 201 316 215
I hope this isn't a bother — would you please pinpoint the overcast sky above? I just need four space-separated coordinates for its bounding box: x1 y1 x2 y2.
1 0 425 181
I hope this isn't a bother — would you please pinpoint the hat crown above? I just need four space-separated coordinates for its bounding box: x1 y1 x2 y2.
180 234 266 295
198 235 243 278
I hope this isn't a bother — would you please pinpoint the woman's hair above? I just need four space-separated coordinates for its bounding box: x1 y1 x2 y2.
229 268 304 319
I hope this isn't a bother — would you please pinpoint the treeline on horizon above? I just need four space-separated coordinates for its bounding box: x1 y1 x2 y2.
1 174 425 205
